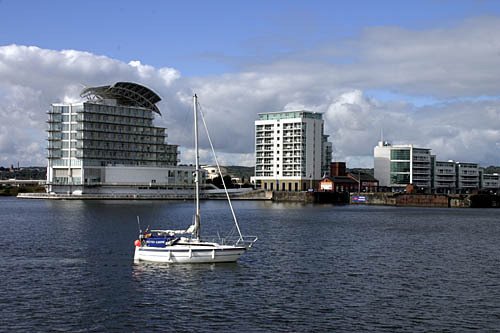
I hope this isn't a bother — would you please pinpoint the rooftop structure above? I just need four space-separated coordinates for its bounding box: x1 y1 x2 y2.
80 82 162 114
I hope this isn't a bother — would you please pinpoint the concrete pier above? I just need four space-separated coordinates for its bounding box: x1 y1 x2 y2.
17 189 272 200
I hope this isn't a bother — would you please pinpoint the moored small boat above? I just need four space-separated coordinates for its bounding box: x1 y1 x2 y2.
133 94 257 264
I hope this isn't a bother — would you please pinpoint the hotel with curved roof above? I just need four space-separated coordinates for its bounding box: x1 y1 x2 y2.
46 82 195 195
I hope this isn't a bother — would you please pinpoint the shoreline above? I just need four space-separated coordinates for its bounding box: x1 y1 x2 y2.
15 191 500 208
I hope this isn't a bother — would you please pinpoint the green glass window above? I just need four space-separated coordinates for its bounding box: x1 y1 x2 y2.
390 173 410 184
391 149 410 160
390 161 410 172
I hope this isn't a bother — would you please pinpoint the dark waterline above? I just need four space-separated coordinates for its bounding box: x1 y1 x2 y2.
1 197 500 332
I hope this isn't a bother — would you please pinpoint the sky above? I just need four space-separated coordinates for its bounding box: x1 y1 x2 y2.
1 0 500 168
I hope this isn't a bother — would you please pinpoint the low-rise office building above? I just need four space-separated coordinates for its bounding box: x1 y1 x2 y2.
481 172 499 192
455 162 479 193
432 158 457 193
373 140 494 193
374 141 432 191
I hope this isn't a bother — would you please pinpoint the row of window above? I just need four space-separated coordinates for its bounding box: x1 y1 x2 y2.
51 176 82 185
75 142 170 153
390 149 410 160
81 113 153 126
255 123 307 130
436 168 455 173
84 103 154 119
255 172 306 177
79 132 166 144
80 123 164 136
47 114 77 122
51 105 84 114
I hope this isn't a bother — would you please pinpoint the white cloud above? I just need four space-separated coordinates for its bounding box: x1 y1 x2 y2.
0 44 181 166
349 17 500 98
2 16 500 168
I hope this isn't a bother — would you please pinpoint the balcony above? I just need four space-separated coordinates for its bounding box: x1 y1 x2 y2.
47 142 62 149
47 124 62 132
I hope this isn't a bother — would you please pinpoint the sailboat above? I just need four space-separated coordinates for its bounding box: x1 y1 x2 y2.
133 94 257 263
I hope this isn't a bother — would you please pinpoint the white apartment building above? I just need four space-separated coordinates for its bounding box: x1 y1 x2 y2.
433 159 456 193
456 162 479 193
46 82 196 195
481 173 500 191
254 110 331 191
374 141 432 190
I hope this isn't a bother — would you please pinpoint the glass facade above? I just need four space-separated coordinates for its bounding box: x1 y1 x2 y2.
390 161 410 173
389 148 411 187
391 173 410 185
390 149 410 160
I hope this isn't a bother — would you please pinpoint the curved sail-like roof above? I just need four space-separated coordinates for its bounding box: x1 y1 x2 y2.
80 82 162 115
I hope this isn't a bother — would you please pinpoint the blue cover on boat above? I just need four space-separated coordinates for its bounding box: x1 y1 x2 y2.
146 235 176 247
145 238 168 247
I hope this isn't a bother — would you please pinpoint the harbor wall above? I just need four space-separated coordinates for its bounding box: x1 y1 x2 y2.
350 193 452 207
17 188 272 201
349 193 500 208
395 194 450 207
272 191 350 204
17 190 500 208
271 191 315 203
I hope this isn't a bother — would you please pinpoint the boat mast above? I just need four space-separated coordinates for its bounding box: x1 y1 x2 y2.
193 94 201 240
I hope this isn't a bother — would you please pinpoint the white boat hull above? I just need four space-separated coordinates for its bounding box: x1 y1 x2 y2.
134 244 247 264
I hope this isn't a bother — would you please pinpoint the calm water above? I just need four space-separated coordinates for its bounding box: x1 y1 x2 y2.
1 197 500 332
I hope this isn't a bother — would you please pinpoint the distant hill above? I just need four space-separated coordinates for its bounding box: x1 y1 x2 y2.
225 166 254 183
484 166 500 174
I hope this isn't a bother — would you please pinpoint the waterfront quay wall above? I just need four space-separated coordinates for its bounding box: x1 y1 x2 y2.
17 189 272 201
351 193 454 207
18 190 333 203
18 190 498 207
396 194 450 207
271 191 315 203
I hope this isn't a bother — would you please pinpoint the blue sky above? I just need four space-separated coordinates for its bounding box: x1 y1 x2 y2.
3 0 500 77
1 0 500 167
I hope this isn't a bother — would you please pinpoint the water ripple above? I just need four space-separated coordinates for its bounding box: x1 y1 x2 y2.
1 199 500 331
